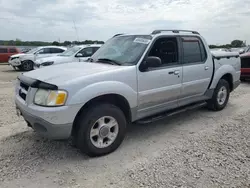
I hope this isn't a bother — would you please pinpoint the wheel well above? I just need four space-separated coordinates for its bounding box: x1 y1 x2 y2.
221 73 233 91
71 94 131 136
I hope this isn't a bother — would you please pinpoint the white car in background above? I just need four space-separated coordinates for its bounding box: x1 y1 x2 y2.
33 44 102 69
8 46 67 71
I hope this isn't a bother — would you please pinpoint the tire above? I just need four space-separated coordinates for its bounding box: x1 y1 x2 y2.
240 78 245 82
20 60 33 71
75 103 127 157
207 79 230 111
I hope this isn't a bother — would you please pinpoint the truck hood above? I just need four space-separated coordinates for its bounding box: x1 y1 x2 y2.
35 55 72 64
23 62 124 86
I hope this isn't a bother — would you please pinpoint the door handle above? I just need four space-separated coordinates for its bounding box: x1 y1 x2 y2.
174 70 180 75
168 70 180 75
205 66 209 70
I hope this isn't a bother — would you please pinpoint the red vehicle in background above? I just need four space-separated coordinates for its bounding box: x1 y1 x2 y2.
0 46 21 63
240 52 250 81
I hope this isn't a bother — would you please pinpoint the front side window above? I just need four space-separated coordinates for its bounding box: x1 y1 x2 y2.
59 46 82 56
78 47 93 57
182 36 207 64
148 37 179 66
27 47 40 54
0 48 8 53
37 48 50 54
91 35 152 65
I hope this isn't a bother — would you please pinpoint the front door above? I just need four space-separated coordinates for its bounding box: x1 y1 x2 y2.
137 36 182 119
77 47 95 62
179 36 213 106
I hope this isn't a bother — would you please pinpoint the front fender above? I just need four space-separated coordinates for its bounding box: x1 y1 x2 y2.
69 81 138 108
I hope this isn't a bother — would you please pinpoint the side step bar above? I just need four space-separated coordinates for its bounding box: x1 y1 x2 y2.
136 101 207 124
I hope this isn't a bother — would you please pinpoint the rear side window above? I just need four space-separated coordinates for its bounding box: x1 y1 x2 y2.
0 48 8 53
9 48 17 53
241 57 250 68
182 37 207 64
50 48 65 53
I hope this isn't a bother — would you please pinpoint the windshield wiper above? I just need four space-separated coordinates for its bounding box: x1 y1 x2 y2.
97 58 121 65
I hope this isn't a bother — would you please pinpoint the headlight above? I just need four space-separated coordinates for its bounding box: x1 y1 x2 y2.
11 57 19 60
34 89 67 106
41 61 54 66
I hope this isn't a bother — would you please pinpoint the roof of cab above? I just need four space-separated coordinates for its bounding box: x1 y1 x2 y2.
113 29 201 39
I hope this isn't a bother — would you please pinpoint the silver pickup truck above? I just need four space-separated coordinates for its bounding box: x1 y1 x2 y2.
15 30 241 157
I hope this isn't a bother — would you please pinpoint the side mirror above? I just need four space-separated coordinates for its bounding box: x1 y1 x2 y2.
76 53 83 57
141 56 161 71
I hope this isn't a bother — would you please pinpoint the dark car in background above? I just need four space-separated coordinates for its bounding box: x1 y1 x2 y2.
240 52 250 80
0 46 21 63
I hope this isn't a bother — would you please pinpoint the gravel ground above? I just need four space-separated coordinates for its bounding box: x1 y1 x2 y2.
0 64 249 188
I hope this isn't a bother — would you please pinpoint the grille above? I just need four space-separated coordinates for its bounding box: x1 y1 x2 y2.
18 82 29 101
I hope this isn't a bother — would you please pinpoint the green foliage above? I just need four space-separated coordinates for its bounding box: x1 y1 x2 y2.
209 40 246 49
231 40 244 48
0 39 105 46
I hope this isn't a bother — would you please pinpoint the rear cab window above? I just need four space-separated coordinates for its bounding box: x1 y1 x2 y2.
181 36 207 64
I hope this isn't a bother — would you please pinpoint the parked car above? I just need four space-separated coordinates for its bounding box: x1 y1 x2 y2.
8 46 67 71
33 44 102 69
15 30 240 157
240 52 250 80
0 46 21 63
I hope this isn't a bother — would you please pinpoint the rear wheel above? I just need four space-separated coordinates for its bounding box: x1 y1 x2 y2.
21 60 33 71
75 103 127 157
207 79 230 111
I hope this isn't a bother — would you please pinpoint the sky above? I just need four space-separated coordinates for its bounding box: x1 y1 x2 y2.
0 0 249 45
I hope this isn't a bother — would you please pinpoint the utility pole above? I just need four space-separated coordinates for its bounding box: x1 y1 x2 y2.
73 20 79 42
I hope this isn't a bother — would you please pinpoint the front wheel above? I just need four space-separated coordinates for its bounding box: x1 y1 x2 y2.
207 79 230 111
20 60 33 71
75 104 127 157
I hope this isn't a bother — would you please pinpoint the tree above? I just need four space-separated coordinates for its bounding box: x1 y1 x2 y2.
15 38 22 46
52 41 60 46
63 41 71 46
231 40 245 48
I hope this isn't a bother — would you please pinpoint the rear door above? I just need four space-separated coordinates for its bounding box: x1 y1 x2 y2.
0 47 9 63
241 57 250 78
179 36 213 106
9 48 18 56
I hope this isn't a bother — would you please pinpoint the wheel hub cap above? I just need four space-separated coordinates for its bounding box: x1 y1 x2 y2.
217 86 227 105
99 126 109 138
90 116 119 149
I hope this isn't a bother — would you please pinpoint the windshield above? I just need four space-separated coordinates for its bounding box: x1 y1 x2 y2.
91 35 152 65
59 46 82 56
26 47 40 54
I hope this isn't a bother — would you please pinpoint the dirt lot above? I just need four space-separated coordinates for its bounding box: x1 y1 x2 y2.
0 64 249 188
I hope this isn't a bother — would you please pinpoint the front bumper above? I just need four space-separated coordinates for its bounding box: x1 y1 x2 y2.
9 58 21 66
16 105 72 140
15 94 81 140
